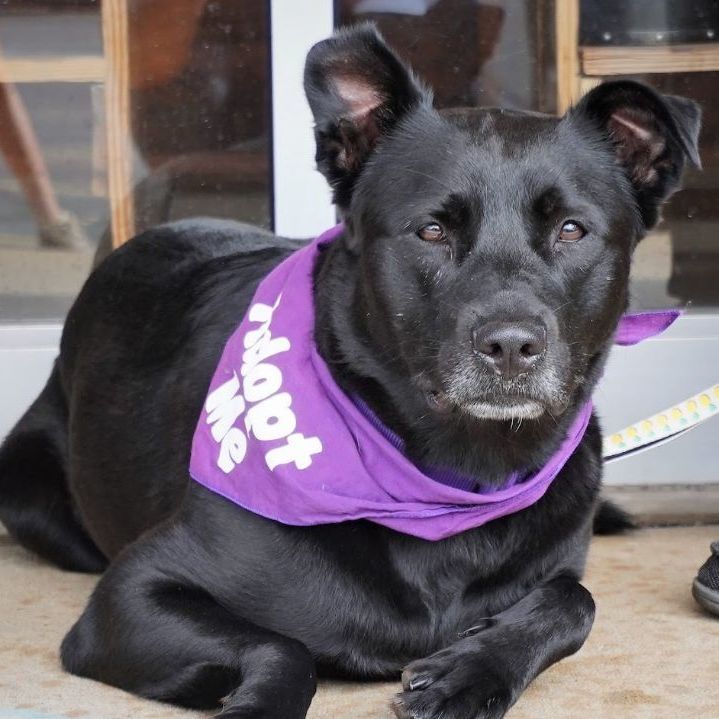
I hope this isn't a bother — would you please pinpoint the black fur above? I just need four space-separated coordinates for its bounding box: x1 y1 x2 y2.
0 26 699 719
593 499 636 535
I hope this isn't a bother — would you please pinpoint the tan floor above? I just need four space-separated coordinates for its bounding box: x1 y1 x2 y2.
1 525 718 719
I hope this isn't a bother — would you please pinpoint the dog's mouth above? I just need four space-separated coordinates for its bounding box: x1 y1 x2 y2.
416 375 567 421
416 355 573 422
425 389 546 421
460 397 546 421
415 347 572 422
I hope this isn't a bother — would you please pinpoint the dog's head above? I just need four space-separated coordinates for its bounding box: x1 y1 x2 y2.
305 25 700 432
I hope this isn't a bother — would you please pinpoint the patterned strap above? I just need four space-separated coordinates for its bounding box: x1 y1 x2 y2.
603 384 719 462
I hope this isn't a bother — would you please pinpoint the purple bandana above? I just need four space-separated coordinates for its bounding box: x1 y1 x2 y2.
189 225 679 541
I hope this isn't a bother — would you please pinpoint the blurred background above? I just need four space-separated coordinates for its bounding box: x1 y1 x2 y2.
0 0 717 498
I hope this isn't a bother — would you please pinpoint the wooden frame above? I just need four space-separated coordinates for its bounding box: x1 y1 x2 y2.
556 1 719 114
1 2 135 248
554 0 581 114
102 0 135 248
0 56 105 84
582 43 719 76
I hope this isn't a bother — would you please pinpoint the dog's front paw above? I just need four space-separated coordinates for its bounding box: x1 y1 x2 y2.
214 683 312 719
391 645 515 719
215 702 308 719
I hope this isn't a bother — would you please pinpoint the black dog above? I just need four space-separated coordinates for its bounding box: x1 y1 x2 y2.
0 26 700 719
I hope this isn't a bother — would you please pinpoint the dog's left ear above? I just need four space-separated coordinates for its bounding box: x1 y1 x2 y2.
571 80 701 228
304 24 431 209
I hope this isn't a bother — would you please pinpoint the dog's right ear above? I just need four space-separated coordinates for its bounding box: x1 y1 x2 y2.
571 80 701 230
304 24 430 209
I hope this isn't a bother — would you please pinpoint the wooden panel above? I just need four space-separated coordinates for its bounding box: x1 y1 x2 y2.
579 75 602 98
582 43 719 76
102 0 135 248
555 0 580 114
2 56 105 84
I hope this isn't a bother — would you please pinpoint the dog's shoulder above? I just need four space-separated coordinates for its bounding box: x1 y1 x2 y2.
106 217 306 268
76 218 306 312
60 219 305 383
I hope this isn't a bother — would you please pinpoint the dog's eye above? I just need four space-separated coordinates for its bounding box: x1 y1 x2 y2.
417 223 445 242
558 221 586 243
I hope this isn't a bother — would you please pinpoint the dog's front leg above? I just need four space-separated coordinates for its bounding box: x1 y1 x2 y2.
60 553 317 719
392 576 595 719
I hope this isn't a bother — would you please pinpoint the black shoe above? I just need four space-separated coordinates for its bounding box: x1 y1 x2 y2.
693 541 719 616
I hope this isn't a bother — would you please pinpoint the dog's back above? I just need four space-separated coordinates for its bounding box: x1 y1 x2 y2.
0 218 302 563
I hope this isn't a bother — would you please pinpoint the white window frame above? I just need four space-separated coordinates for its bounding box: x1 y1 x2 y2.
270 0 335 236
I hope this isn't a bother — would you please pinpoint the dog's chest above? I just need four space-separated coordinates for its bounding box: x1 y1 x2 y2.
309 532 540 676
390 530 522 614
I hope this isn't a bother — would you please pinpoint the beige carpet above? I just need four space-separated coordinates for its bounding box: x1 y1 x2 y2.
1 525 718 719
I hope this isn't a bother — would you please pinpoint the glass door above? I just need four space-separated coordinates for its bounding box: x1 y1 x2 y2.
0 0 277 435
2 0 717 489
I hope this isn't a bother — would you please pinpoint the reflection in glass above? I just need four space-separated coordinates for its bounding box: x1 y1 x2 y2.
127 0 271 240
337 0 556 113
0 0 271 321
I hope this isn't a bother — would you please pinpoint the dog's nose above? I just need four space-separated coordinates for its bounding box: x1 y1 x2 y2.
472 321 546 378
